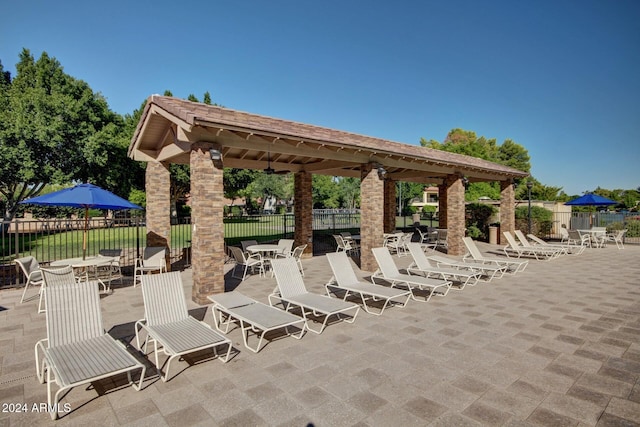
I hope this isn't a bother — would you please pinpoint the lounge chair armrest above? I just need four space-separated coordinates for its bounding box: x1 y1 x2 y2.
34 338 48 383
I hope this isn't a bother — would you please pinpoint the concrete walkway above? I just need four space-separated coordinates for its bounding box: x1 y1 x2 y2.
1 242 639 426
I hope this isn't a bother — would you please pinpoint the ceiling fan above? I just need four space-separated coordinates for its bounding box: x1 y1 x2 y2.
263 151 289 175
264 151 275 175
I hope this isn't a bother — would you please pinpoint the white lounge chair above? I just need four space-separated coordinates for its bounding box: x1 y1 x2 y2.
35 281 145 419
269 257 360 334
427 254 506 281
41 265 88 287
526 233 583 255
515 230 567 256
209 291 305 353
134 246 167 287
371 247 452 302
136 272 232 381
503 231 561 260
16 256 45 313
325 252 411 315
406 243 481 289
462 237 528 273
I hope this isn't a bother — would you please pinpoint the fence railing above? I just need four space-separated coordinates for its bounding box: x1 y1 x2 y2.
1 212 369 287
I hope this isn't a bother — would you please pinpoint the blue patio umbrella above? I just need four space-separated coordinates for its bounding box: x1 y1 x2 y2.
20 183 142 259
565 193 617 206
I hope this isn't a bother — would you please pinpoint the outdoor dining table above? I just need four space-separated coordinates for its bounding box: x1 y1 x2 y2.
577 229 607 248
50 255 118 292
246 244 281 259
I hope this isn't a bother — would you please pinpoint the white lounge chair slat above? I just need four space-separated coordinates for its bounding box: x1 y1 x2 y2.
371 247 452 302
270 257 360 334
209 291 305 352
406 243 480 289
463 237 528 273
36 283 145 419
137 272 232 381
325 252 411 315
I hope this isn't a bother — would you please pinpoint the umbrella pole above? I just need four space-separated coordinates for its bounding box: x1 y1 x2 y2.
83 207 89 260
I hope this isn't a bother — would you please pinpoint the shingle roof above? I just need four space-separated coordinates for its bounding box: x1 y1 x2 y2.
131 95 528 180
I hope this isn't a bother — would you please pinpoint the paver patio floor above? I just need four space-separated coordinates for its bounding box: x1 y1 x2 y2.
1 241 639 426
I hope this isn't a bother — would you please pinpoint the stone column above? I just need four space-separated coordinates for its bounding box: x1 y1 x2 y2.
145 161 171 270
438 183 448 229
360 163 384 272
383 179 396 233
445 175 466 255
190 142 225 303
500 180 516 237
294 171 313 258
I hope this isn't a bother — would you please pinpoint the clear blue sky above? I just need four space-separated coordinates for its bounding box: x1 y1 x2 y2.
2 0 639 196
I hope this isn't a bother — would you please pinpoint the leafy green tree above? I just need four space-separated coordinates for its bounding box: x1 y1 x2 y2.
497 139 530 173
224 168 259 204
245 173 291 210
0 50 126 223
336 177 360 209
312 175 340 208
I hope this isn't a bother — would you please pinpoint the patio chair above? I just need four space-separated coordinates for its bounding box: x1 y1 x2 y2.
371 247 452 302
333 234 359 256
35 281 146 419
383 232 407 256
406 243 481 289
502 231 561 260
591 227 608 248
462 237 528 273
515 230 566 257
209 291 305 353
427 254 506 281
16 256 45 313
435 229 448 249
415 227 437 251
134 246 167 287
526 233 582 255
274 239 295 258
135 272 232 381
241 239 258 254
269 257 360 334
567 229 591 249
228 245 265 280
606 229 627 249
325 252 411 315
96 248 123 288
290 244 307 276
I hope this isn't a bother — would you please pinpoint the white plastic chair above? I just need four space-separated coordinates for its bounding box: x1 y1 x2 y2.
16 256 45 313
228 246 265 280
134 247 167 287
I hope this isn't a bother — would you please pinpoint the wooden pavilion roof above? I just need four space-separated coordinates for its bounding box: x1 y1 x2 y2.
128 96 528 184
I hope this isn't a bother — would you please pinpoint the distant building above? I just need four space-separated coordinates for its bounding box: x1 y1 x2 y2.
409 186 439 212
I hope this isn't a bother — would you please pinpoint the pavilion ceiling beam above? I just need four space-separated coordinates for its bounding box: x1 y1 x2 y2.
211 129 374 164
302 159 361 172
223 157 302 173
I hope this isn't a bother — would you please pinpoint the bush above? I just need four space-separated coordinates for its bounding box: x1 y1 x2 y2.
626 218 640 237
422 205 436 214
465 203 496 240
515 206 553 236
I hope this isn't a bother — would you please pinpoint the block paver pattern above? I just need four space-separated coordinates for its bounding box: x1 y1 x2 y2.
1 242 639 426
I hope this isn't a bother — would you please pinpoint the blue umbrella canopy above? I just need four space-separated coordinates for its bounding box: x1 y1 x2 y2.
20 183 142 210
565 193 617 206
20 183 142 259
